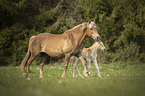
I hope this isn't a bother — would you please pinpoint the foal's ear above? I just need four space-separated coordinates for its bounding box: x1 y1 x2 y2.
93 20 96 23
97 41 101 44
82 22 87 29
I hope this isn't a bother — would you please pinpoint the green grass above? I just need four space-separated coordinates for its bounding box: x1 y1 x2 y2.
0 61 145 96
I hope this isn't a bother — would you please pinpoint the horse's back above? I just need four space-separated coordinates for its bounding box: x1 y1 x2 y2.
29 33 73 57
81 47 94 59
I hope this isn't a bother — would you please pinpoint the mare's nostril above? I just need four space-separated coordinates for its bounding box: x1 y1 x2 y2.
97 36 100 41
104 49 106 52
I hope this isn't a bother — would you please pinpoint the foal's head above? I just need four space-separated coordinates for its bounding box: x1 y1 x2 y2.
96 41 106 52
86 21 100 41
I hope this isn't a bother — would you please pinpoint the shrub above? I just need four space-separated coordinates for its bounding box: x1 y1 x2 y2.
97 42 142 64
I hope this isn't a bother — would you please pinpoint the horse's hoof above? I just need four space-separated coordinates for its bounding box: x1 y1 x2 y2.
40 76 43 78
21 69 25 72
62 75 66 78
22 73 27 77
61 72 66 78
84 71 89 77
84 73 89 77
62 76 66 78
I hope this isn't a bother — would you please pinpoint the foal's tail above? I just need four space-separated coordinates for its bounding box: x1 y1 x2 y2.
21 36 35 72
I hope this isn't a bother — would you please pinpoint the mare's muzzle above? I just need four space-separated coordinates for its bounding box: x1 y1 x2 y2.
93 35 100 42
103 48 106 52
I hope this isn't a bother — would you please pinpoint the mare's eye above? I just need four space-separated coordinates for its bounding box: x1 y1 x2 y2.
90 28 93 30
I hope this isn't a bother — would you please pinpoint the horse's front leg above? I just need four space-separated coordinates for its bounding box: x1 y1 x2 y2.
79 56 89 77
62 53 71 78
93 58 102 77
40 55 47 78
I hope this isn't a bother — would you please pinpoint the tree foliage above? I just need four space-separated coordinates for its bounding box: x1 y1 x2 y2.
0 0 144 65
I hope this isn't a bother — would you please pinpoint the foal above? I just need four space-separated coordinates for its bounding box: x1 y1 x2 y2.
73 41 106 78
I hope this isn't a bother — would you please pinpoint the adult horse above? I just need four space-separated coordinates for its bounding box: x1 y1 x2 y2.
21 21 100 78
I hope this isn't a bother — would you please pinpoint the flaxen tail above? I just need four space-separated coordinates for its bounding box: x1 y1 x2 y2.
21 36 35 72
21 48 30 72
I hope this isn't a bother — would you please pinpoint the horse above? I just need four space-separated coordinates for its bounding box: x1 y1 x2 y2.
21 21 101 78
73 41 106 78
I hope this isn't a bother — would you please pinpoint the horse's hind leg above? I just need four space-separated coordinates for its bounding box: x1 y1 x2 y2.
21 49 30 72
40 54 48 78
23 55 36 77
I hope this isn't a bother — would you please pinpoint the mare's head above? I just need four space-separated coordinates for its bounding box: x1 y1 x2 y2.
86 21 100 41
96 41 106 52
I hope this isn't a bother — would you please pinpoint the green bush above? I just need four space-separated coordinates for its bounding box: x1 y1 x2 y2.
0 24 36 65
98 42 142 64
45 17 77 34
0 0 144 65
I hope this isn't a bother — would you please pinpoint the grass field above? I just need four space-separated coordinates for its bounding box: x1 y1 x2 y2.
0 61 145 96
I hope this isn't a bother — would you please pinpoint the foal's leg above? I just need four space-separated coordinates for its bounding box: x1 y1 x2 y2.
87 58 91 74
73 57 78 77
79 56 89 77
73 57 84 78
93 58 102 77
76 64 84 78
62 53 71 78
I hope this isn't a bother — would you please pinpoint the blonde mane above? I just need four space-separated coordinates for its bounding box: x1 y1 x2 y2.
63 23 83 34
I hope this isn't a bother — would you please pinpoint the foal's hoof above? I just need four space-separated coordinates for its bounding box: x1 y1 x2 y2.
73 75 76 78
80 75 85 78
22 73 28 77
99 75 102 78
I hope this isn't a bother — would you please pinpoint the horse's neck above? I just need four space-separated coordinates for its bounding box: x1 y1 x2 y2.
70 25 86 46
75 31 86 46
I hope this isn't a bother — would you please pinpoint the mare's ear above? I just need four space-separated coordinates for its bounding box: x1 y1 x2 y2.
88 20 91 24
93 20 96 23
